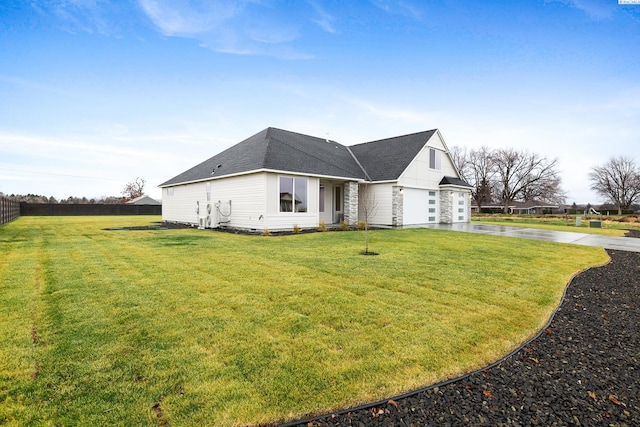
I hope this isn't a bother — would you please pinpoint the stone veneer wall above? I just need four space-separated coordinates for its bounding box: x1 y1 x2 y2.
343 182 359 226
392 186 403 227
439 189 454 224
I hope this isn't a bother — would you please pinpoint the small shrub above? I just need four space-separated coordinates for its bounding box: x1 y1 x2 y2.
262 228 271 236
340 221 350 231
356 220 367 230
318 221 327 232
293 224 301 234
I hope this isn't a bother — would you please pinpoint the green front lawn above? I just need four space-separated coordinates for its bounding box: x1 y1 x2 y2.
0 216 608 426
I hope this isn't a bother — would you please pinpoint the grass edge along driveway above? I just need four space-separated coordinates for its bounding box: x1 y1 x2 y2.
0 216 608 426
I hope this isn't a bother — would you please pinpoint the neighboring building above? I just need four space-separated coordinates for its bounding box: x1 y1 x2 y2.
472 200 561 215
160 127 472 231
126 195 161 205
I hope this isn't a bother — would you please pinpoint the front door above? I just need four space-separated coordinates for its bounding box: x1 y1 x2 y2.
319 182 344 224
333 185 343 223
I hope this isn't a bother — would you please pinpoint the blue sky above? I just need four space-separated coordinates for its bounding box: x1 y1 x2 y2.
1 0 639 203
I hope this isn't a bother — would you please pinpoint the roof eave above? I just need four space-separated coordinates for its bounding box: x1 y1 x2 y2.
159 168 365 187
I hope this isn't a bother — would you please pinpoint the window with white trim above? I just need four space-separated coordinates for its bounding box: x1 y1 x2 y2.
279 176 308 213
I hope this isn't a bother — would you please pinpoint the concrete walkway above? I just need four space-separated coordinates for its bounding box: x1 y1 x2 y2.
420 223 640 253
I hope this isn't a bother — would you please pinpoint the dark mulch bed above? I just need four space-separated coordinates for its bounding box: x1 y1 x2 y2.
625 229 640 238
282 250 639 426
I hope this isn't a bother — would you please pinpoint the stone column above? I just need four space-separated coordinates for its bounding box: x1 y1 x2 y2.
440 189 453 224
392 186 403 227
343 181 359 226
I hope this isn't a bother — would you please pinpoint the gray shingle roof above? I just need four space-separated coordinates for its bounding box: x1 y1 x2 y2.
160 127 365 186
439 176 473 187
160 127 466 187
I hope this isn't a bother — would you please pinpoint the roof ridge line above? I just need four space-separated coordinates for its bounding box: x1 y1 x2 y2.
266 132 365 179
345 146 372 181
351 129 437 148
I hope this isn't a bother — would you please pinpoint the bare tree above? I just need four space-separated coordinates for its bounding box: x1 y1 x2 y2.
121 177 146 202
452 146 495 211
492 148 563 213
520 174 566 205
359 182 378 255
450 146 469 179
588 156 640 215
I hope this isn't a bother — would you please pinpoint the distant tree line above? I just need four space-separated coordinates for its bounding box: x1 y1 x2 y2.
1 177 148 206
0 194 126 204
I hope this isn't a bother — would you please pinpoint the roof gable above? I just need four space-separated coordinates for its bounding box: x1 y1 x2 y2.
439 176 472 188
349 130 437 181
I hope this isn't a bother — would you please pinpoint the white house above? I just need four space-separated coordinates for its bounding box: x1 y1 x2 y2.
125 195 161 205
159 127 472 231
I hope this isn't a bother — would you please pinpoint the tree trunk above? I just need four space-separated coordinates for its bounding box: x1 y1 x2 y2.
365 223 369 253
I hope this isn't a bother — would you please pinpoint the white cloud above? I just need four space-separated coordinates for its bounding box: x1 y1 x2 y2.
0 129 200 199
137 0 242 36
136 0 319 58
32 0 125 36
307 0 338 34
547 0 617 20
370 0 423 20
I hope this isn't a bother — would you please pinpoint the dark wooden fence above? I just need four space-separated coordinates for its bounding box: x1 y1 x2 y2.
1 196 20 226
20 203 162 216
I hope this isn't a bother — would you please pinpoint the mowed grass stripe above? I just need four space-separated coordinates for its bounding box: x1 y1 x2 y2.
0 216 608 426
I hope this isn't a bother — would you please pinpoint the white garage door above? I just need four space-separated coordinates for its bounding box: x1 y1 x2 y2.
453 191 468 223
403 188 438 225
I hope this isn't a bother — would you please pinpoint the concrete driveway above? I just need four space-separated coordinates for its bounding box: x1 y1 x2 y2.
421 223 640 253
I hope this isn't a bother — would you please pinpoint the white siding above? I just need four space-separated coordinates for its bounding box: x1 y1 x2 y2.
163 173 321 231
162 182 206 225
211 173 267 229
398 132 459 189
359 183 392 225
162 173 267 229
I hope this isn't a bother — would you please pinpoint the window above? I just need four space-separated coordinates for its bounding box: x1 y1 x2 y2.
279 176 308 213
458 208 464 213
335 186 342 211
429 191 436 197
319 185 325 212
206 182 211 202
429 216 436 222
429 148 441 170
429 208 436 213
429 199 436 205
166 187 174 196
